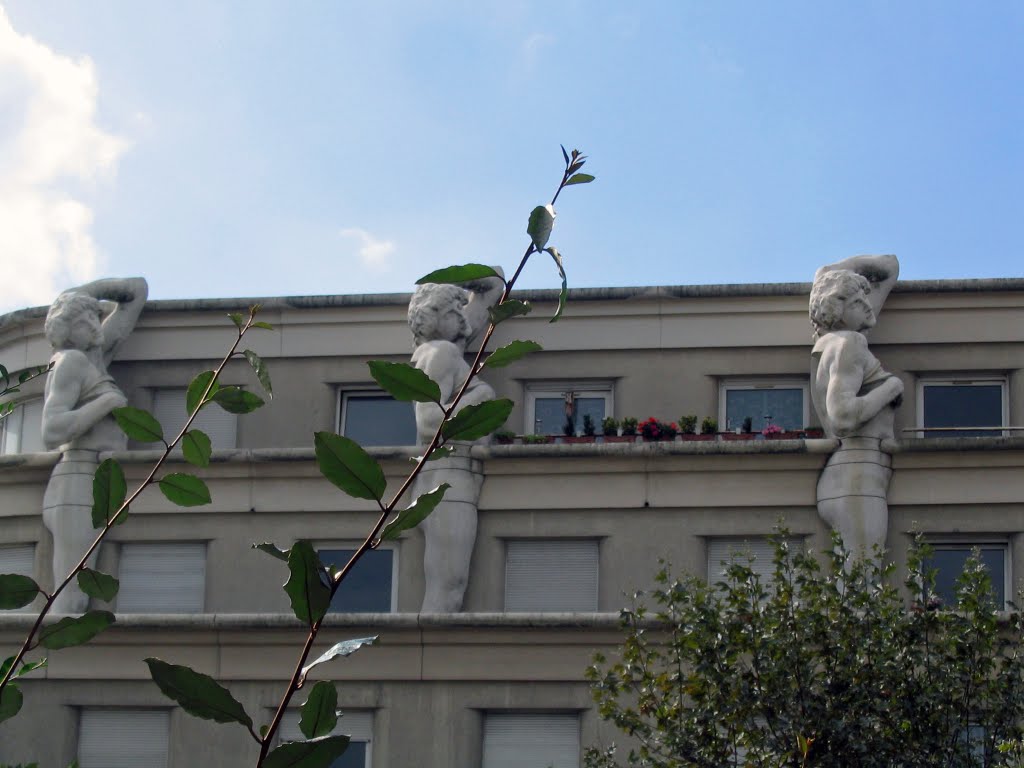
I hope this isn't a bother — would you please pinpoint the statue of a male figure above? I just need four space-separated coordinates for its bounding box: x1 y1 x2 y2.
408 274 502 612
810 255 902 563
42 278 148 612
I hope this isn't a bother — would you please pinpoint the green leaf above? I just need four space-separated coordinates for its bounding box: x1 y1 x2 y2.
91 458 127 528
0 363 8 387
442 399 514 442
301 637 378 680
381 484 449 541
243 350 273 399
488 300 531 326
565 173 595 185
284 541 331 626
262 735 351 768
546 247 568 323
367 361 441 404
111 406 164 443
227 312 245 330
416 264 503 286
0 682 22 724
158 473 212 507
250 321 275 330
313 432 386 502
253 542 290 562
211 387 264 414
0 574 40 609
145 658 253 728
38 610 115 650
15 658 46 678
527 204 555 251
483 340 543 369
186 370 218 415
300 681 338 739
182 429 212 468
77 569 119 602
561 144 570 165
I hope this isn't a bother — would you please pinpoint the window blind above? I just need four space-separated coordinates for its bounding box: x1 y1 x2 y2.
505 540 598 612
707 537 804 586
117 542 206 613
78 709 169 768
152 388 237 449
482 713 579 768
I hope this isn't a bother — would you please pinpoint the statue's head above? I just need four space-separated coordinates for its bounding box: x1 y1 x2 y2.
45 292 103 351
408 283 470 347
809 269 874 338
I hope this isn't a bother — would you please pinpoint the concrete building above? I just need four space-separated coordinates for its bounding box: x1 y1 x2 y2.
2 277 1024 766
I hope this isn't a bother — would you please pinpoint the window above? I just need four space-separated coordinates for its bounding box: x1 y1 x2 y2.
151 388 237 449
278 709 373 768
1 398 44 454
482 713 579 768
338 391 417 446
720 380 808 433
116 543 207 613
78 709 169 768
0 544 35 611
918 378 1007 437
318 547 396 613
707 537 805 587
504 540 598 612
925 542 1009 609
525 384 612 436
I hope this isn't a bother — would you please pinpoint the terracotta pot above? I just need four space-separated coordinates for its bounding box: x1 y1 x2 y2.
721 433 756 441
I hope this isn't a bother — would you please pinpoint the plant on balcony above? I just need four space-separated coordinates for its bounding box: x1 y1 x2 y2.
601 416 619 436
493 429 516 444
700 416 717 435
582 414 596 437
639 417 661 441
621 417 638 437
678 414 697 435
762 423 784 438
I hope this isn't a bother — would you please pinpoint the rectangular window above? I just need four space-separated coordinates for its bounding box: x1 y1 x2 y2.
318 547 396 613
151 388 237 449
925 542 1009 609
338 391 417 446
278 710 373 768
116 543 207 613
525 384 612 436
505 540 598 612
482 713 580 768
720 381 808 433
918 378 1007 437
1 398 45 454
78 709 169 768
707 537 805 587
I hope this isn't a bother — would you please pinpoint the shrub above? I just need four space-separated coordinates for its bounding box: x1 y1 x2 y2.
601 416 619 436
700 416 717 435
678 415 697 435
621 417 638 436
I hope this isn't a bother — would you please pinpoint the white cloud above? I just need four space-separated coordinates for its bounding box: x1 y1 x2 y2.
0 7 127 312
339 227 395 270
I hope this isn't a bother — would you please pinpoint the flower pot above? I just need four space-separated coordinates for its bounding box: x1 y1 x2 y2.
721 433 756 441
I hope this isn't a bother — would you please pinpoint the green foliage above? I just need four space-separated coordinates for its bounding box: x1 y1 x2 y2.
76 568 119 602
253 542 290 562
620 417 638 436
367 360 442 404
602 416 619 436
313 432 386 502
545 246 568 322
182 429 213 468
243 350 273 399
112 406 164 443
158 472 212 506
0 575 39 609
211 387 264 414
91 458 127 527
566 173 595 185
700 415 717 435
583 414 596 437
0 684 22 724
381 484 450 541
484 340 543 369
416 263 504 286
145 658 253 729
678 415 697 435
299 681 338 739
527 204 556 251
37 611 115 650
262 735 351 768
300 636 378 682
586 535 1024 768
284 541 331 627
441 398 514 442
488 299 532 325
186 370 218 414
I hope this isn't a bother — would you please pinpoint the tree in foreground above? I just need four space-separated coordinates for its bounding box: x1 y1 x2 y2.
586 535 1024 768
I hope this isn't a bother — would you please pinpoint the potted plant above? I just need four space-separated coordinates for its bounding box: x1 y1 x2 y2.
802 426 825 438
583 414 596 437
662 421 679 441
762 423 784 439
621 417 638 438
639 417 661 442
493 429 516 445
602 416 619 436
691 416 717 441
679 415 697 436
523 433 553 445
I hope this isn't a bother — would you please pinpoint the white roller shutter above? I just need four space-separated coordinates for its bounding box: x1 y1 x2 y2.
483 713 579 768
1 398 44 454
505 540 598 612
117 543 206 613
707 537 804 586
78 709 169 768
151 388 237 450
0 544 34 576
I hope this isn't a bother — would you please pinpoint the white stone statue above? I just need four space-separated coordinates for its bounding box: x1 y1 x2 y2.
810 255 903 563
408 274 502 612
42 278 148 612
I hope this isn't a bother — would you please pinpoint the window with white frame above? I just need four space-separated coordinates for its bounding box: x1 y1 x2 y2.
0 543 36 611
482 713 580 768
77 708 169 768
278 709 373 768
707 536 805 588
318 546 396 613
116 542 207 613
720 380 809 433
337 390 417 446
525 384 612 436
0 398 45 454
504 539 598 612
151 388 238 449
917 377 1007 437
925 541 1009 609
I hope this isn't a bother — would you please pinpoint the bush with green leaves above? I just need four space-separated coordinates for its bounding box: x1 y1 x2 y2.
1 147 594 768
586 535 1024 768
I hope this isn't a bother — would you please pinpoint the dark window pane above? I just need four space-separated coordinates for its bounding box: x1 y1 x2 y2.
319 549 393 613
726 388 804 431
332 741 367 768
532 395 607 435
923 384 1002 437
927 547 1005 607
343 396 417 446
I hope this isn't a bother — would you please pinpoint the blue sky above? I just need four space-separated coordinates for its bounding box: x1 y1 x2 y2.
1 1 1021 312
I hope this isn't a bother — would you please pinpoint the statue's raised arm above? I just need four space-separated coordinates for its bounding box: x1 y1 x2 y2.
59 277 149 364
812 255 898 335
